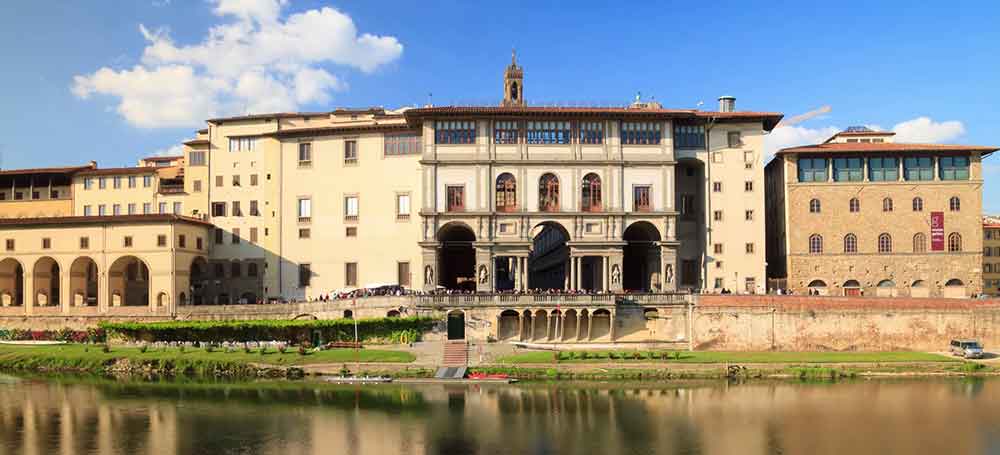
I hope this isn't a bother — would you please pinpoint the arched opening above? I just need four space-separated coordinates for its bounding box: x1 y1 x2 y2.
69 257 98 307
437 223 476 291
189 257 208 305
948 233 962 252
447 310 465 340
944 279 966 299
387 309 401 318
876 279 897 297
532 309 548 341
578 310 590 340
581 173 602 212
910 280 929 298
562 309 578 341
807 280 828 296
157 292 169 308
591 309 611 341
520 310 533 341
32 257 60 307
528 222 569 290
0 258 24 307
178 292 187 306
495 173 517 212
498 309 520 340
623 221 661 292
108 256 150 307
538 173 560 212
343 309 353 319
843 279 862 297
510 81 519 101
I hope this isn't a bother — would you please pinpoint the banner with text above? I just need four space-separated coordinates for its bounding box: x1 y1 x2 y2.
931 211 944 251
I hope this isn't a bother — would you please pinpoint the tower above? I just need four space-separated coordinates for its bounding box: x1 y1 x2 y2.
502 49 524 107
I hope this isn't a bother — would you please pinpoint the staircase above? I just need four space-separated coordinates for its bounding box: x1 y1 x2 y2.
442 340 469 366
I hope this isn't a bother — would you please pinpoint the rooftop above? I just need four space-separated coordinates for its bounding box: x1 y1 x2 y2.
0 214 212 228
777 142 998 156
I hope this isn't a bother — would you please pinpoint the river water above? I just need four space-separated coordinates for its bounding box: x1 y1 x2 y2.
0 375 998 455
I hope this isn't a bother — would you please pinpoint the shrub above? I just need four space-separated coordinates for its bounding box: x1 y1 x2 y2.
962 362 985 373
339 364 351 376
99 317 437 344
578 351 589 360
632 351 643 361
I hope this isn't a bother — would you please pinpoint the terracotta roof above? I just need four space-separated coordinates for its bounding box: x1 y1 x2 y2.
0 214 212 228
403 106 784 130
142 155 182 161
777 142 999 155
197 129 208 134
266 123 414 138
183 139 210 146
0 165 94 177
77 167 157 176
206 112 330 123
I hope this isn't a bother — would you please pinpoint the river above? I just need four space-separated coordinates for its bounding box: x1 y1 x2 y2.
0 375 998 454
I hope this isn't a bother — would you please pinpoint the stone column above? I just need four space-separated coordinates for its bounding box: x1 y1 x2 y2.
61 269 71 314
602 256 609 292
24 270 34 316
609 310 616 342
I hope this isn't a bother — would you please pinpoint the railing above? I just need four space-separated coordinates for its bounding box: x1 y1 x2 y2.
159 184 185 194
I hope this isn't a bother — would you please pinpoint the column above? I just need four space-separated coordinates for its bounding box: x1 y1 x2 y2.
609 310 616 342
61 269 71 314
521 257 529 291
602 256 609 292
574 257 581 290
565 258 572 290
25 270 35 315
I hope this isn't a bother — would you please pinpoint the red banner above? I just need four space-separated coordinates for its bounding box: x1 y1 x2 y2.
930 211 945 251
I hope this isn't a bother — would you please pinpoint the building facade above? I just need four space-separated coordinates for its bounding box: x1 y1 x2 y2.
766 127 996 298
985 216 1000 296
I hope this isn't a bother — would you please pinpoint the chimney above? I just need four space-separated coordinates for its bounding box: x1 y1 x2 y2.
718 96 736 113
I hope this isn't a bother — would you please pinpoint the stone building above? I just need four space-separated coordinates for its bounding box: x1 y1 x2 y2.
765 127 997 298
984 215 1000 296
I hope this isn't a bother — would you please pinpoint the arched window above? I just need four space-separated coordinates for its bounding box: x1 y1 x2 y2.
809 234 823 254
912 197 923 212
539 173 560 212
878 233 892 253
809 199 821 213
949 196 961 211
843 233 857 254
495 173 517 212
913 233 926 253
581 173 602 212
849 198 860 213
882 197 893 212
948 232 962 252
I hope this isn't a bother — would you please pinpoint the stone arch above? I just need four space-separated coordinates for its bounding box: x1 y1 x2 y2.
189 257 209 305
386 309 401 318
0 258 24 307
581 173 602 212
178 292 188 306
538 173 560 211
623 221 662 292
447 309 466 340
910 280 929 298
807 279 828 296
495 172 517 212
529 221 570 290
156 292 169 308
437 222 477 291
562 309 578 341
944 278 966 299
532 309 548 341
578 309 590 340
108 255 150 307
498 309 520 341
591 309 611 341
293 313 318 320
343 309 353 319
843 279 862 297
876 279 897 297
69 256 99 307
32 256 61 307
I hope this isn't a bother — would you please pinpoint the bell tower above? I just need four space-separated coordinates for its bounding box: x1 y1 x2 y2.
502 49 524 107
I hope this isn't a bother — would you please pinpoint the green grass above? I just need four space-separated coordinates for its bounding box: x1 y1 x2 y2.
496 350 959 364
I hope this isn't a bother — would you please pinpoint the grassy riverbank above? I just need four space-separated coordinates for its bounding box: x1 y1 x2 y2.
496 350 959 364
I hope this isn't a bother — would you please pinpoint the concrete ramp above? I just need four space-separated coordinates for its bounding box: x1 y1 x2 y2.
434 366 468 380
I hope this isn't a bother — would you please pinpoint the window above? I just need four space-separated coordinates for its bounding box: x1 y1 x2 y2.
673 124 704 148
50 190 59 199
196 237 203 250
714 278 724 289
297 198 311 220
344 195 359 219
143 203 151 214
127 203 136 215
113 204 121 216
949 196 961 212
214 263 225 279
986 247 993 257
173 202 182 214
231 262 241 278
83 205 92 216
716 261 723 269
435 121 476 144
809 234 823 254
157 235 167 247
13 192 22 200
903 156 934 181
398 262 411 287
727 131 741 148
622 122 662 145
869 157 899 181
495 173 517 212
634 185 652 212
446 186 465 212
345 262 358 287
493 121 519 144
844 234 857 254
526 121 571 144
249 228 258 243
232 175 240 186
247 263 258 277
384 132 422 155
159 202 167 214
128 176 136 188
250 174 258 186
745 243 755 254
84 178 93 190
833 157 863 182
744 181 754 192
582 173 602 212
143 175 152 187
113 177 121 189
124 236 133 248
215 228 224 244
940 156 970 180
298 264 311 287
878 233 892 253
809 199 821 213
298 142 312 165
31 191 40 200
229 136 256 152
231 228 240 244
215 176 224 187
344 140 358 163
249 200 259 216
345 226 357 237
882 197 893 212
713 243 723 254
298 228 311 239
745 210 754 221
99 177 106 189
579 122 604 144
98 204 106 216
849 198 860 213
189 151 206 166
712 152 723 163
80 237 89 249
681 260 698 286
42 238 51 249
798 158 828 182
680 195 697 219
912 197 923 212
712 182 723 193
745 277 756 294
226 201 239 217
744 151 755 164
396 194 411 219
948 233 962 252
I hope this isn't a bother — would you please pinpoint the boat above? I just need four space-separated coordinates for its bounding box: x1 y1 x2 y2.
321 375 393 384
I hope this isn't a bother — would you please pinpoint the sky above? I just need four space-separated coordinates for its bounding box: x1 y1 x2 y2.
0 0 998 211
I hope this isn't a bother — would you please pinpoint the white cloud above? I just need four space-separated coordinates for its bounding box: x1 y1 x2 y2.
152 144 184 157
72 0 402 128
891 117 965 143
763 125 840 160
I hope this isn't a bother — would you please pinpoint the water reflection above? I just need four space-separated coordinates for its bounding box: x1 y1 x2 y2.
1 376 999 455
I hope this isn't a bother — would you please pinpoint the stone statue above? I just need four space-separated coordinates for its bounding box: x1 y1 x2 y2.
424 265 433 285
665 264 674 284
611 264 620 284
478 265 489 284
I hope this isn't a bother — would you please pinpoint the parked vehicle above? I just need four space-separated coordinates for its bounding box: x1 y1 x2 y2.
950 339 984 359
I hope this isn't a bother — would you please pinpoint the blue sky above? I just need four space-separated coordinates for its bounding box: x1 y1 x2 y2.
0 0 998 211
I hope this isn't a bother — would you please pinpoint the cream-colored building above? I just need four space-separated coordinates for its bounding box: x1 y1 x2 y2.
766 127 996 298
984 216 1000 297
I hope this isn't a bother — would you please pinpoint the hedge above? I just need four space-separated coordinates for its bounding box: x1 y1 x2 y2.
0 328 105 343
99 317 437 344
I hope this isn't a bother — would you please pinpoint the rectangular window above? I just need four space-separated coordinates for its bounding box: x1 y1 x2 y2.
128 176 136 188
250 200 259 216
727 131 742 148
633 186 651 211
98 204 106 216
80 237 89 249
42 238 51 249
298 264 311 287
112 204 121 216
398 262 411 287
940 156 970 180
173 202 182 214
123 236 133 248
215 176 224 187
622 122 662 145
745 210 754 221
250 174 258 186
214 263 225 279
229 136 256 152
113 177 121 189
680 195 697 219
833 157 863 182
298 198 312 220
298 228 311 239
526 121 571 144
193 180 202 192
13 192 22 200
344 196 359 219
84 178 93 190
714 278 724 289
214 228 224 244
745 277 757 294
746 243 755 254
231 201 242 217
493 121 519 145
712 182 723 193
345 262 358 287
713 210 723 222
869 156 900 181
713 243 723 254
797 158 829 182
673 124 705 148
158 202 167 214
157 235 167 247
189 151 206 166
143 203 151 214
249 227 258 243
435 120 476 144
196 237 203 250
346 226 357 237
579 122 604 145
127 203 136 215
745 181 754 192
384 132 423 155
99 178 106 189
143 175 152 187
232 175 240 187
83 205 92 216
681 260 698 286
903 156 934 181
446 186 465 212
31 191 40 200
744 151 755 164
4 239 12 251
344 140 358 163
212 202 227 217
396 194 410 219
231 263 241 278
298 142 312 165
231 228 240 244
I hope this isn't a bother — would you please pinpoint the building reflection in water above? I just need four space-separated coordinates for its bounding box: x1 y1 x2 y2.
0 377 997 455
